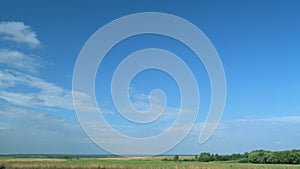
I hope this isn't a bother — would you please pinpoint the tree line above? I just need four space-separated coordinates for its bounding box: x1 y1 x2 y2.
163 149 300 164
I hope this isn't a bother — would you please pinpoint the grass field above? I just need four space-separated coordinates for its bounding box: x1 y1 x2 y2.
1 157 300 169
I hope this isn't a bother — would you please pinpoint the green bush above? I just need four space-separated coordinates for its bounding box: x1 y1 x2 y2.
167 149 300 164
0 164 5 169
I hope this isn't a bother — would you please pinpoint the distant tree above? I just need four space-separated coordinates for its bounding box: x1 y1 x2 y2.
163 150 300 164
230 153 243 160
248 150 271 164
63 155 72 160
161 158 169 161
198 152 213 162
266 153 279 164
214 154 220 161
247 150 300 164
173 155 179 162
243 152 249 159
286 151 300 164
219 155 231 161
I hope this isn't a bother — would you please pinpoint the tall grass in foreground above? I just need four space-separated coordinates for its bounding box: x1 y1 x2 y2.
1 158 300 169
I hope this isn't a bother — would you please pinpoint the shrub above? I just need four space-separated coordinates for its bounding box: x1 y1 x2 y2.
0 164 5 169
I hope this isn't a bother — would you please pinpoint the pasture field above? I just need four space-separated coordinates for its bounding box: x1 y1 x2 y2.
1 157 300 169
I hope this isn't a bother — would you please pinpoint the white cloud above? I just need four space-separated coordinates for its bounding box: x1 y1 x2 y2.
0 125 10 130
0 70 98 113
129 93 151 111
72 91 99 113
0 21 106 154
260 116 300 124
232 116 300 124
104 89 199 123
0 21 41 48
0 48 41 74
0 104 103 154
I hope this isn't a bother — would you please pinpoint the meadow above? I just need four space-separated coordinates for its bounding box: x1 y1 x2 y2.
1 157 300 169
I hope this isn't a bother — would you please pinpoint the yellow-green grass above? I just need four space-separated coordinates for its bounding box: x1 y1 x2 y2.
1 157 300 169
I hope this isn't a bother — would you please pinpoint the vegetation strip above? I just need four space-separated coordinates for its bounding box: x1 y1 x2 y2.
1 150 300 169
165 150 300 164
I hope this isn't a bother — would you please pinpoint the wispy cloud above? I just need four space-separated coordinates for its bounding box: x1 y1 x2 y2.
261 116 300 124
0 69 99 113
0 21 105 154
232 116 300 124
165 115 300 154
72 91 99 113
0 21 99 114
0 21 41 48
0 48 41 74
0 104 100 154
0 69 71 109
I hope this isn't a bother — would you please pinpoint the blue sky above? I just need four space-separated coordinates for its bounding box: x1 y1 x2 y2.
0 0 300 155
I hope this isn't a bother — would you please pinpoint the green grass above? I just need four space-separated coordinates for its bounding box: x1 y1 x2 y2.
1 157 300 169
